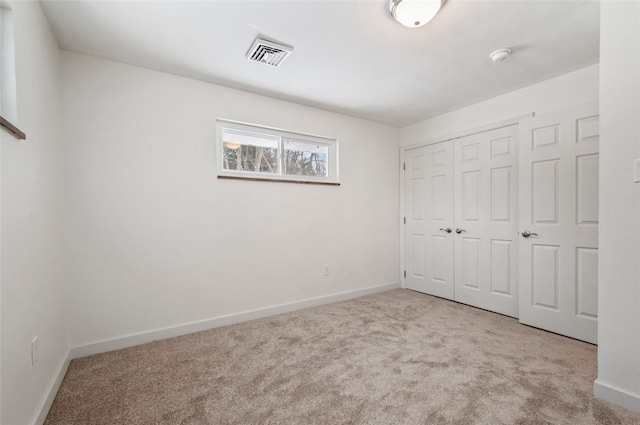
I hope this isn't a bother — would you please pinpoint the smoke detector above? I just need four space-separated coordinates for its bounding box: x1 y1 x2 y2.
490 48 511 63
246 37 293 67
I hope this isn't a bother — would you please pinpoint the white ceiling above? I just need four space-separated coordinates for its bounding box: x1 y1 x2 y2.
40 0 600 127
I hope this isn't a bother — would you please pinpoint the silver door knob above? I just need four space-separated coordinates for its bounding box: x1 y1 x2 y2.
521 230 538 238
439 227 452 234
455 228 466 234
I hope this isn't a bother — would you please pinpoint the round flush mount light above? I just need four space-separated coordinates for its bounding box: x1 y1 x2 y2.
490 48 512 62
389 0 444 28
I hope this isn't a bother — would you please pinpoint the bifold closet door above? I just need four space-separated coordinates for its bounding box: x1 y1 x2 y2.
519 103 599 344
404 142 455 300
453 126 519 318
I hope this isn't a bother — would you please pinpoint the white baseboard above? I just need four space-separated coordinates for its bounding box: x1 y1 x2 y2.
70 283 400 360
594 379 640 414
31 350 72 425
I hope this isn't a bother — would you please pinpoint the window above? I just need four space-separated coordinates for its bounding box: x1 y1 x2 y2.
217 120 339 185
0 1 24 139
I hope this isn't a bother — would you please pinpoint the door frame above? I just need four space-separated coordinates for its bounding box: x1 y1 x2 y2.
399 113 534 289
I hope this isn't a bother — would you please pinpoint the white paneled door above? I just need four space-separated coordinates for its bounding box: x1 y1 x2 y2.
404 142 455 300
519 103 599 344
404 126 518 316
453 126 519 317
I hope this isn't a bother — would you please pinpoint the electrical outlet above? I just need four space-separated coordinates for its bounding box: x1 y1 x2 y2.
31 336 38 367
323 264 330 276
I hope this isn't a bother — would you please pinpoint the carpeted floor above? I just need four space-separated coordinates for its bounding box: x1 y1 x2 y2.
45 289 640 424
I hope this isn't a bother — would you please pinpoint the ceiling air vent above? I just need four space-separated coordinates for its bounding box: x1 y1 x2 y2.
246 37 293 67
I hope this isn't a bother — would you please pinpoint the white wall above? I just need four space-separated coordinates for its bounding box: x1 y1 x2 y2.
1 2 69 425
595 0 640 413
61 52 399 347
399 64 599 145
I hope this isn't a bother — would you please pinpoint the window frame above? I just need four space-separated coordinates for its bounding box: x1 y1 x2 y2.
0 1 25 139
216 119 339 185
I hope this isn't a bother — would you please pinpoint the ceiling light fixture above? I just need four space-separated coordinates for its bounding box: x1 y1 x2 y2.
389 0 444 28
490 48 512 62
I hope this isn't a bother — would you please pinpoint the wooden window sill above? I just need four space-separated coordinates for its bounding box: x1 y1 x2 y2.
218 175 340 186
0 115 26 140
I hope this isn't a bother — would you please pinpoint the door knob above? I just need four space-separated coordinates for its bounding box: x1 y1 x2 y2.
455 228 466 234
439 227 452 234
521 230 538 238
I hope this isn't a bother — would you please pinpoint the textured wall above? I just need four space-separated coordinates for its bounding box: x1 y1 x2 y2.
61 52 400 347
399 64 599 145
596 0 640 413
1 2 68 424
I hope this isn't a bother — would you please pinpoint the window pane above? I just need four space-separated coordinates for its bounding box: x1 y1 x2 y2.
218 121 338 184
222 128 279 173
283 138 329 177
1 6 18 124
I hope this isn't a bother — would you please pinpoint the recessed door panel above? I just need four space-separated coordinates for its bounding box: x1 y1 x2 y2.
491 240 511 295
576 247 598 318
432 150 447 166
532 159 559 224
577 116 599 144
532 244 559 310
491 137 511 158
411 178 425 221
432 235 446 282
432 175 446 221
532 124 559 149
462 238 480 289
462 171 480 221
491 167 511 222
412 155 424 170
576 154 599 225
462 144 480 162
411 235 425 278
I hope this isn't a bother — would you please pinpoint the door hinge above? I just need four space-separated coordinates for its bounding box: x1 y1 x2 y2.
403 162 406 171
403 217 406 224
404 270 406 278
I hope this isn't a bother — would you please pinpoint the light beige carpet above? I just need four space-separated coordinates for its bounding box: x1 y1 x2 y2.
45 289 640 424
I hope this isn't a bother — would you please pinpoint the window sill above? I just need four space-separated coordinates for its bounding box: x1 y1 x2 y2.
218 175 340 186
0 116 26 140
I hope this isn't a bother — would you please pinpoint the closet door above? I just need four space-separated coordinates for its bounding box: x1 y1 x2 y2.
404 142 455 300
519 103 599 344
453 126 519 317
